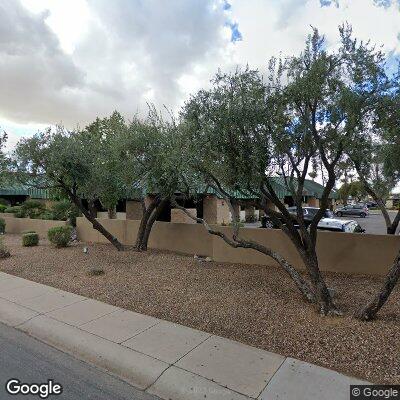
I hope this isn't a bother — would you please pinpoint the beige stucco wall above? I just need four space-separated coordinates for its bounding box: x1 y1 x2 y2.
97 212 126 220
170 208 197 224
203 196 230 225
126 200 143 220
3 217 67 237
75 217 400 276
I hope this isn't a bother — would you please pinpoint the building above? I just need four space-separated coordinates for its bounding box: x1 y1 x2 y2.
0 186 51 206
125 178 338 225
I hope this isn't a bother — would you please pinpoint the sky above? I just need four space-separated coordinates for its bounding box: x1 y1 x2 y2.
0 0 400 150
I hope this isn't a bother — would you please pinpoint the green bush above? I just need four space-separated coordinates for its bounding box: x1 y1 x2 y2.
5 206 26 218
51 200 71 220
22 233 39 247
0 218 5 234
0 198 10 206
51 200 80 226
0 237 10 258
22 230 36 234
39 211 55 220
0 204 7 213
47 226 72 247
21 200 45 219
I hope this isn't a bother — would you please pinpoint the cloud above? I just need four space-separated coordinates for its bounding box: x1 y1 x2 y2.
0 0 399 134
0 0 233 128
0 1 85 125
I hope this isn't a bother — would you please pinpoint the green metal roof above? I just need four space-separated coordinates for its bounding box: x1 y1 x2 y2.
266 177 338 200
0 186 50 199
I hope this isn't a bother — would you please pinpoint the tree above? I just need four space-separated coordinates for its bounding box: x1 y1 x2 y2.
355 65 400 320
12 123 125 251
348 87 400 234
179 26 388 315
120 107 192 251
83 112 131 219
338 180 367 204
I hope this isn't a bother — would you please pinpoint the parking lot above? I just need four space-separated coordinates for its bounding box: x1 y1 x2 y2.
244 210 400 235
335 210 399 235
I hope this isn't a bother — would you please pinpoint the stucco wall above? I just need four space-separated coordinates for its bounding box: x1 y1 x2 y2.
170 208 197 224
75 217 400 276
126 201 143 220
3 217 67 237
203 196 230 225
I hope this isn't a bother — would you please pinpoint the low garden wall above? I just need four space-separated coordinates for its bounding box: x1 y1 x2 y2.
2 216 67 237
75 217 400 276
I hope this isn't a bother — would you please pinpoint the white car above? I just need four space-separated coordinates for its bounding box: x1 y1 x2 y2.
317 218 364 233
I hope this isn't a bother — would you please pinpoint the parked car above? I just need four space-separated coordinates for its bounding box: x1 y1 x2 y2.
317 218 365 233
261 206 325 228
366 201 378 208
334 204 369 218
260 207 365 233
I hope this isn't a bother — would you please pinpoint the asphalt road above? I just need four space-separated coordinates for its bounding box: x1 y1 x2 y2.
335 210 400 235
0 322 159 400
245 210 400 235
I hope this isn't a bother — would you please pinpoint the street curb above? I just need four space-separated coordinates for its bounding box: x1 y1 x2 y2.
0 273 370 400
17 315 169 391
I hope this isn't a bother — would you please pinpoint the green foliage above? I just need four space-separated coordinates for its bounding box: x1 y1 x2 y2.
0 217 5 233
22 233 39 247
22 230 36 234
51 200 70 220
5 206 25 218
39 211 55 220
47 226 72 247
0 198 10 206
0 237 10 258
21 200 45 219
50 200 80 225
0 204 7 213
338 181 367 203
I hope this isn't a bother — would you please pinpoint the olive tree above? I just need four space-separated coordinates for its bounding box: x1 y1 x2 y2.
12 123 125 250
120 107 192 251
355 66 400 320
179 26 388 315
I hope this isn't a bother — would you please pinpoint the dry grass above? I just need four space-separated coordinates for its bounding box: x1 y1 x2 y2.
0 234 399 384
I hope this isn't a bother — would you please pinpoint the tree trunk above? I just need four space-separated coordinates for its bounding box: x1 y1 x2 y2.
67 192 124 251
302 252 338 315
139 198 168 251
172 201 316 304
108 207 116 219
135 199 159 250
387 209 400 235
356 251 400 321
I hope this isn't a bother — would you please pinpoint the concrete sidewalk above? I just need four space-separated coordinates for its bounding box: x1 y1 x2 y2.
0 271 366 399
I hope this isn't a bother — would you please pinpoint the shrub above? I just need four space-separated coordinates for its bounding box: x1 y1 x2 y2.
5 206 25 218
51 200 80 226
0 204 7 213
0 198 10 206
22 230 36 234
51 200 71 221
39 211 55 220
22 233 39 247
21 200 46 219
47 226 72 247
0 237 10 258
0 218 5 234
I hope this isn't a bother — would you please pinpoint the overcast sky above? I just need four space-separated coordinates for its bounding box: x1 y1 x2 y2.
0 0 399 148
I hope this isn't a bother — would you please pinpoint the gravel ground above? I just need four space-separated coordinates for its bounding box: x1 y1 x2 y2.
0 234 399 384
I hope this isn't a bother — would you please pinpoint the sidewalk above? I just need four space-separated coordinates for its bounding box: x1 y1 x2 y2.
0 271 366 399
